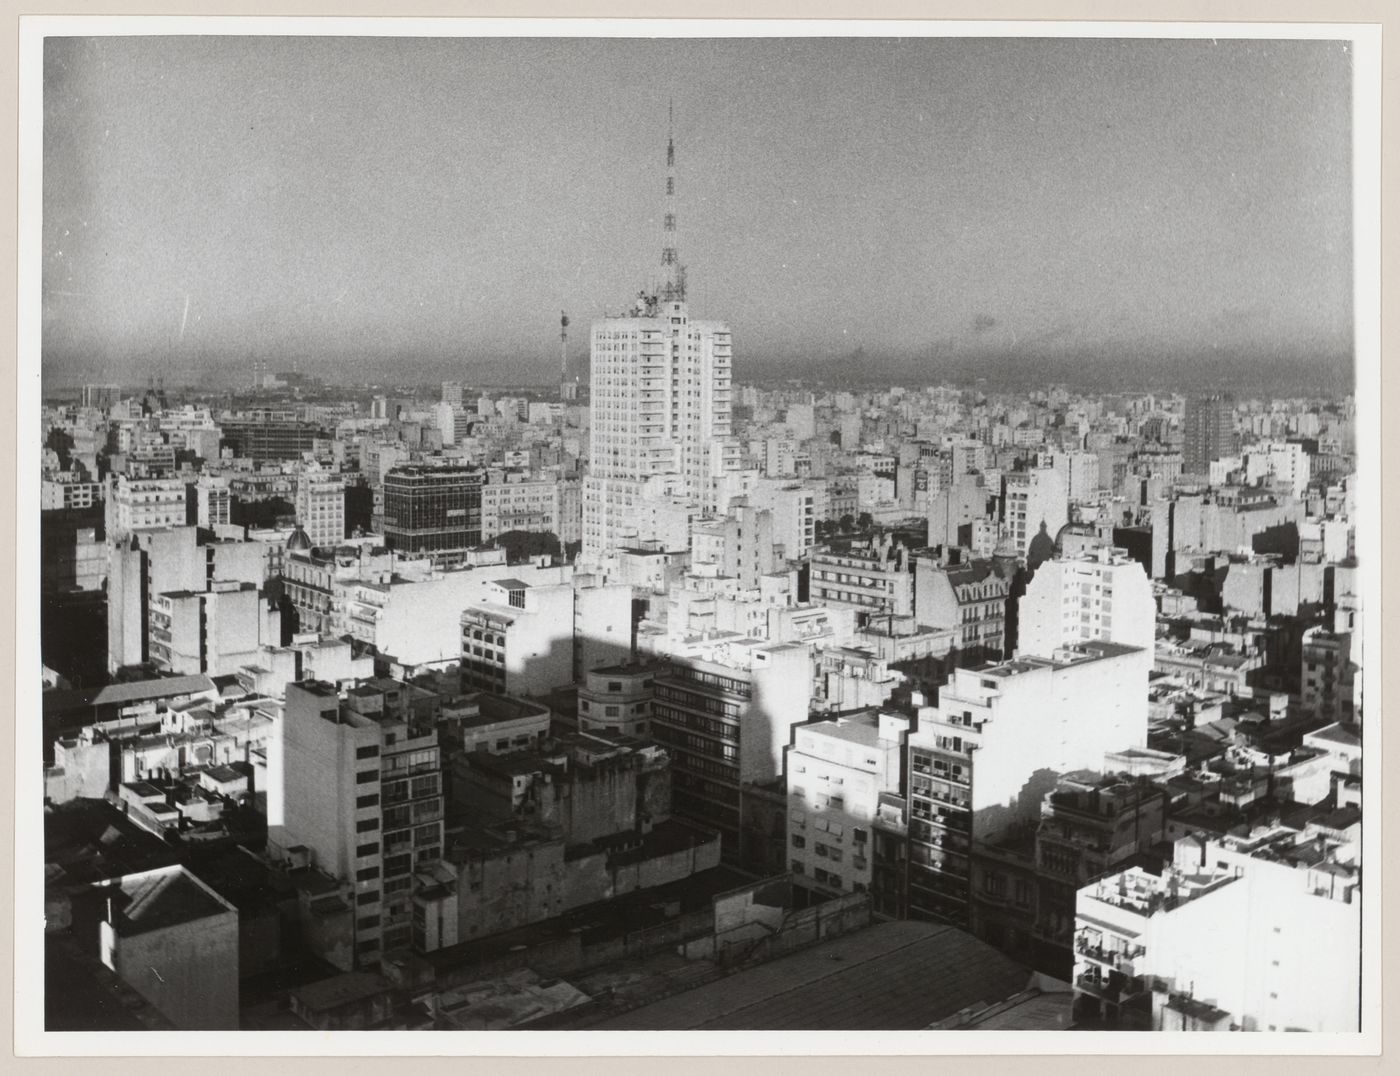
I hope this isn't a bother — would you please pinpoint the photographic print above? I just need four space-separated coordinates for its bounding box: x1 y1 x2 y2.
18 17 1381 1055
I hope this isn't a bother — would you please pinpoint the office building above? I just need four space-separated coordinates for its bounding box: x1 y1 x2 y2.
650 641 811 865
382 464 483 563
219 415 324 462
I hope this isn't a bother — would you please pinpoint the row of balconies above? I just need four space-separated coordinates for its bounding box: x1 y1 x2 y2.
1076 936 1146 974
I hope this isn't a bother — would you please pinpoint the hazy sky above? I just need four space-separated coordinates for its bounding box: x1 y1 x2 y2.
42 35 1353 385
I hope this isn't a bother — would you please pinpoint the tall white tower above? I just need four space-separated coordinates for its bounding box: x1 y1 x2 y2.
582 107 739 566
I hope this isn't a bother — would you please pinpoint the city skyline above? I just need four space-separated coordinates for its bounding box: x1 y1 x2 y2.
26 22 1376 1048
43 34 1353 389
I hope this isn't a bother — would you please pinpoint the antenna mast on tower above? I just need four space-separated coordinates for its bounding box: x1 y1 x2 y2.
659 100 686 304
559 311 570 381
559 310 579 401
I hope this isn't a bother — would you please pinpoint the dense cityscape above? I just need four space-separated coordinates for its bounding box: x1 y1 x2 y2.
33 32 1365 1040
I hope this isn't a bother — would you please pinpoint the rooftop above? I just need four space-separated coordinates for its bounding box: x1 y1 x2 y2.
1307 722 1361 749
797 712 887 750
101 865 236 937
292 971 395 1013
587 921 1034 1031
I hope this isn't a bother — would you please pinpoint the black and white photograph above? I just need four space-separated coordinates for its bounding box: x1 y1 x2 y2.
17 16 1381 1054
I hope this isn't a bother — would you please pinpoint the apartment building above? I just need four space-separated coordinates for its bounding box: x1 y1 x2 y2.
295 471 346 548
785 711 907 896
911 552 1011 656
810 541 914 620
1018 547 1156 660
459 578 575 697
1001 467 1068 559
905 641 1149 927
1300 627 1358 726
149 581 277 677
746 480 817 560
193 475 231 528
274 678 446 969
105 475 188 540
1073 825 1360 1031
479 473 562 543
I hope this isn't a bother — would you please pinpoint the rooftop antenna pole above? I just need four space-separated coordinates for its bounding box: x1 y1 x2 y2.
660 99 686 304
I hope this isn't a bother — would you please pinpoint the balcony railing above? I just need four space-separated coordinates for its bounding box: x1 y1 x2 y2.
1076 939 1144 974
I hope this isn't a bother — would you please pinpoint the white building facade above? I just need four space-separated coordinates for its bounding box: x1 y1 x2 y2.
583 298 739 565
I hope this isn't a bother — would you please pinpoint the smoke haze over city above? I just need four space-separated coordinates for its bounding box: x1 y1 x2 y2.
43 36 1353 393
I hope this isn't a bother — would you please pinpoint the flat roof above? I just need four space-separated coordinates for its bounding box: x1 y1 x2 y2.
588 921 1032 1031
798 714 884 750
293 972 394 1012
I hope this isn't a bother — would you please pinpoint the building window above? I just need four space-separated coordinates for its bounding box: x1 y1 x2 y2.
356 769 379 784
357 890 379 906
356 818 379 833
792 834 806 849
356 842 379 857
356 793 380 809
356 745 380 759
